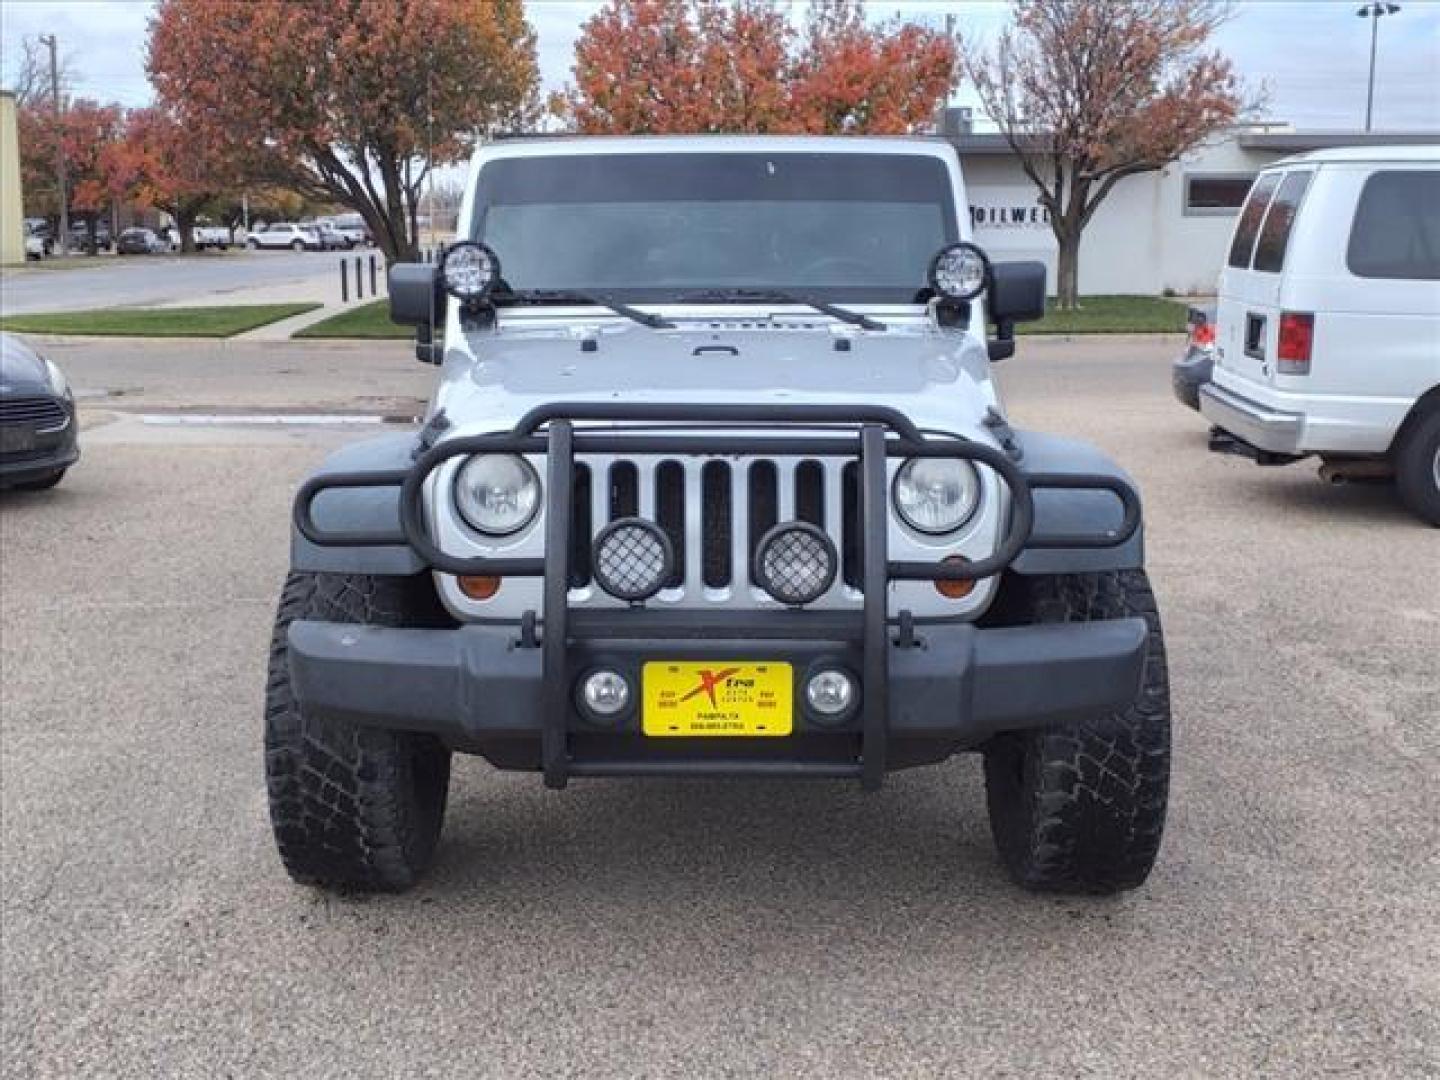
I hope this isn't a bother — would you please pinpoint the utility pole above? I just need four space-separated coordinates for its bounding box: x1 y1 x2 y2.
40 33 68 255
1357 3 1401 133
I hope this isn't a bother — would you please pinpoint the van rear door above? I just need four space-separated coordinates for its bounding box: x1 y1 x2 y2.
1216 168 1315 387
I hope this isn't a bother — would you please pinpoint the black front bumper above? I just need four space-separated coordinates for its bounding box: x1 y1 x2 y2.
286 613 1148 775
0 420 79 486
293 402 1143 788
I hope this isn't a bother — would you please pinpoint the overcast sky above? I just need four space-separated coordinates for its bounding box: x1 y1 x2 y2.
2 0 1437 130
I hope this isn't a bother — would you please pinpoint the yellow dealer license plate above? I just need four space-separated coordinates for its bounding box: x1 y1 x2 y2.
642 662 793 737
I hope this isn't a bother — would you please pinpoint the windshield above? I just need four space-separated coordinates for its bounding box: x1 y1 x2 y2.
470 151 957 304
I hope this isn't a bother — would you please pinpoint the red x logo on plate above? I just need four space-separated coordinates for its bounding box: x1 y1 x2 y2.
679 667 740 707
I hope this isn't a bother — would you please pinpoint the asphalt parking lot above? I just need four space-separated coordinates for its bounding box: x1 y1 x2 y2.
0 251 340 315
2 336 1436 1077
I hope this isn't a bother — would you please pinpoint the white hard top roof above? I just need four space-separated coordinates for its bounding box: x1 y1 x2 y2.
478 134 957 161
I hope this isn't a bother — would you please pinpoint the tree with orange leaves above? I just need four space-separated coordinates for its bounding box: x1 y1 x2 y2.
147 0 539 261
17 98 126 246
558 0 957 136
105 106 237 253
965 0 1248 308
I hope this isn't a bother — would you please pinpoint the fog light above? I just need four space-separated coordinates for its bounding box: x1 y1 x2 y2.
806 669 855 717
580 669 631 719
593 518 673 602
754 522 837 606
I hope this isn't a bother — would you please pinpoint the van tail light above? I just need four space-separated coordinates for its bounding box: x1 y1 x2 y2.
1276 311 1314 375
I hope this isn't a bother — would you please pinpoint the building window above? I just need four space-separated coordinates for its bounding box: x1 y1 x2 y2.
1184 173 1257 216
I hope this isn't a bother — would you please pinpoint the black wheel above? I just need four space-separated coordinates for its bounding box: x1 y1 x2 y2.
290 239 305 252
265 571 453 892
982 570 1171 894
1394 408 1440 526
247 238 260 250
12 469 66 491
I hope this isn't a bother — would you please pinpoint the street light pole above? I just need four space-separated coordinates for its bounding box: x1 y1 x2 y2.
1357 2 1401 133
39 33 68 255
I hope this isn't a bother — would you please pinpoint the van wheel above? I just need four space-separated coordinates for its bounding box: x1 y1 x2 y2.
1394 409 1440 526
982 571 1171 894
247 238 259 250
265 571 453 892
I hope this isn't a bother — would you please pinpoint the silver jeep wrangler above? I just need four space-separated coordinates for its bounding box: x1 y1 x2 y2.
269 136 1170 895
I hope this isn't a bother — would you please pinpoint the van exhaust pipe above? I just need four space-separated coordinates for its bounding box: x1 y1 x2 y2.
1318 459 1394 485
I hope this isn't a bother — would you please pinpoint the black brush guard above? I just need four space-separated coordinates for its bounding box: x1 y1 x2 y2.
294 403 1140 789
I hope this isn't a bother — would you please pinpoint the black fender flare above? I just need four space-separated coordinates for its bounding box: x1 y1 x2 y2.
1012 429 1146 574
289 432 426 575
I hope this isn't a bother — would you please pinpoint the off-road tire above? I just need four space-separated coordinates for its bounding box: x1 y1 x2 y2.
12 469 66 491
1394 408 1440 526
982 570 1171 895
265 571 453 892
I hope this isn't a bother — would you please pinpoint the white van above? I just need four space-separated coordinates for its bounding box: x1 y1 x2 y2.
1200 146 1440 524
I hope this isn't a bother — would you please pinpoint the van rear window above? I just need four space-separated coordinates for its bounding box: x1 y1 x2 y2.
1227 173 1280 268
1347 170 1440 281
1252 171 1313 273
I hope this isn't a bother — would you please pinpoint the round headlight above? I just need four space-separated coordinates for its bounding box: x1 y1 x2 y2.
441 240 500 302
453 454 541 536
928 242 991 301
893 458 982 534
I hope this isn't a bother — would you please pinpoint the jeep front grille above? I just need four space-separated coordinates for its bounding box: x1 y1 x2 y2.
567 457 861 605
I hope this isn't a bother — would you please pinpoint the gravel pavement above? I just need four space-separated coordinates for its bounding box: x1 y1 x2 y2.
1 336 1436 1078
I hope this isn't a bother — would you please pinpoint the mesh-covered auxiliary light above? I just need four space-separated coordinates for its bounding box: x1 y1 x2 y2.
592 518 674 602
754 523 838 606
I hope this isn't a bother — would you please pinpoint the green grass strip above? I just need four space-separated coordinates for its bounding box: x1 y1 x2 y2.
0 303 322 338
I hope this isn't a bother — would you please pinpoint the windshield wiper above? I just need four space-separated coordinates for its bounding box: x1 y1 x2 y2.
496 289 675 330
674 288 887 331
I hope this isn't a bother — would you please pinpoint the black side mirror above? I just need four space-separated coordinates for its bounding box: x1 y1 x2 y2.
987 260 1047 362
389 263 443 364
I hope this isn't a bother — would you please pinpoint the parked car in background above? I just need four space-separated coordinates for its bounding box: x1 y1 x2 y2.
246 223 322 251
68 221 113 252
193 226 232 250
0 333 78 491
1201 146 1440 524
308 221 353 250
116 227 170 255
329 213 372 247
23 220 53 257
1171 303 1216 411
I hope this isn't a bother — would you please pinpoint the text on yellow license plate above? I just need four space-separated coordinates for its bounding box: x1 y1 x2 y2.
642 662 793 737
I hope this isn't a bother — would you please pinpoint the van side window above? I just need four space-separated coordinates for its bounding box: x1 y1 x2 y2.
1252 171 1313 273
1227 173 1280 268
1347 170 1440 281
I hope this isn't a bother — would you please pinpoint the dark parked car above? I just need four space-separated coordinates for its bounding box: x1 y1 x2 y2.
1172 303 1216 412
116 227 168 255
69 221 113 252
0 334 79 491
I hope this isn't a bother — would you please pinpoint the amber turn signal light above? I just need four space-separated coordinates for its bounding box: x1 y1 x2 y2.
458 575 501 600
934 556 975 599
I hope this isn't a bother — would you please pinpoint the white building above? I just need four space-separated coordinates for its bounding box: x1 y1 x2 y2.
952 123 1440 296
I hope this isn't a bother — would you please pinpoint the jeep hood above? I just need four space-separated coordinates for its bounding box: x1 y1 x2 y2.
436 325 1000 437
